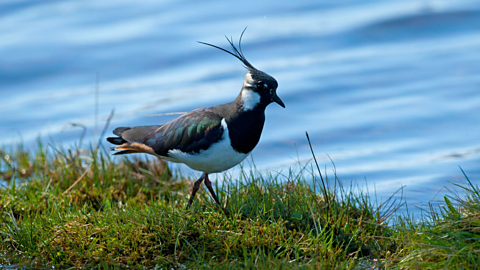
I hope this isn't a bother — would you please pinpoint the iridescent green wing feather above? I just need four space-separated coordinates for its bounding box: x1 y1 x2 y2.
107 108 224 156
145 108 224 156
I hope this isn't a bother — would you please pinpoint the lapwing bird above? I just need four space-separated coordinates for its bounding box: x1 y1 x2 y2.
107 32 285 210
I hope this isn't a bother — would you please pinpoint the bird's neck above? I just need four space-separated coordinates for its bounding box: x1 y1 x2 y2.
223 91 266 154
236 87 266 112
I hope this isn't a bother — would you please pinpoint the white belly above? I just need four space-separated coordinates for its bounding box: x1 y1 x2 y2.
162 118 249 173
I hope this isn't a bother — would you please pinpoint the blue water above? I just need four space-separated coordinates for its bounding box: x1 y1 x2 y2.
1 0 480 212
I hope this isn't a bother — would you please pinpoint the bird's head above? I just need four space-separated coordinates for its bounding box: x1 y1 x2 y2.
199 29 285 111
241 69 284 111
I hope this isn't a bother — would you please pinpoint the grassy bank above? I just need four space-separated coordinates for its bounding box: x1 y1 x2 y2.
0 142 479 269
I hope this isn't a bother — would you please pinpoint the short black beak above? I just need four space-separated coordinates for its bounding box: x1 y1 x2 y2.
271 92 285 108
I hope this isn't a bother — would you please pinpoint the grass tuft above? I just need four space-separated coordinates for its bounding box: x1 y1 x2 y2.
0 141 478 269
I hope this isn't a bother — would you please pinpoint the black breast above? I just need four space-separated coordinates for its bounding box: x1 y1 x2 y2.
224 109 265 154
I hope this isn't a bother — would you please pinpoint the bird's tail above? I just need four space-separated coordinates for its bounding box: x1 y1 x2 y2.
109 142 158 156
106 126 161 156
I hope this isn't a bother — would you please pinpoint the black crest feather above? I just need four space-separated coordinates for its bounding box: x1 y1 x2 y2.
198 27 257 71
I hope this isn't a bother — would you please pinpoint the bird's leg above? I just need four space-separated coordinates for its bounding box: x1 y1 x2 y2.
204 174 230 216
186 173 205 210
203 173 222 207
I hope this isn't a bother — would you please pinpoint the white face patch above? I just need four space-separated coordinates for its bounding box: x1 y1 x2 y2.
244 73 254 86
241 88 261 111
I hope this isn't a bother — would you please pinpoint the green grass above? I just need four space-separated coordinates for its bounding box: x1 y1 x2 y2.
0 141 479 269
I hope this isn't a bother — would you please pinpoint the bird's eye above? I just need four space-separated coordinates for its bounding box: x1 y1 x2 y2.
256 83 266 91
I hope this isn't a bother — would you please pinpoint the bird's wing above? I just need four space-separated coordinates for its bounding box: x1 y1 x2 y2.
107 108 224 157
